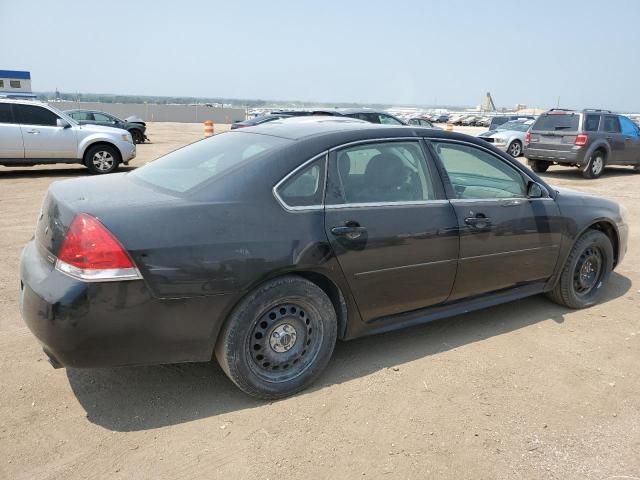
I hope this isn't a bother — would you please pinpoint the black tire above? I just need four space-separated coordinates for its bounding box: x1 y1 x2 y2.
215 276 337 399
130 129 144 144
530 160 550 173
84 144 120 174
507 140 523 157
582 150 606 179
633 165 640 172
547 230 613 309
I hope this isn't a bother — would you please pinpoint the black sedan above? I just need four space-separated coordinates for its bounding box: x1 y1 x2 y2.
230 113 292 129
65 109 148 144
20 117 628 398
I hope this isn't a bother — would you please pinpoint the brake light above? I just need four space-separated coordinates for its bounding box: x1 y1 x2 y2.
575 134 589 146
525 131 531 145
56 213 141 281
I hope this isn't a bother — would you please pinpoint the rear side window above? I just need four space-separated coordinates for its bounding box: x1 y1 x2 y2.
378 114 403 125
584 115 601 132
276 157 326 208
15 104 59 126
0 103 15 123
532 114 579 131
602 115 621 133
93 113 114 122
132 131 290 193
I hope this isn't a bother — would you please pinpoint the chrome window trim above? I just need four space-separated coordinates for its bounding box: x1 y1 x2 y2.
326 200 449 210
272 151 328 213
328 137 420 152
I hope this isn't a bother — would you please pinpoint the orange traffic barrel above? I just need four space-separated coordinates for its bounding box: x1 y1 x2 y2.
204 120 214 137
446 122 454 131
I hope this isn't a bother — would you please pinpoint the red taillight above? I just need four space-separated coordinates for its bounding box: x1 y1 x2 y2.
575 134 589 146
56 213 140 281
525 131 531 145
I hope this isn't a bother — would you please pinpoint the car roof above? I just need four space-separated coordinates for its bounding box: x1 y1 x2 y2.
0 98 47 106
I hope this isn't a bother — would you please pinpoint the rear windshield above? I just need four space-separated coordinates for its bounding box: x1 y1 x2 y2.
131 132 290 193
498 121 530 132
532 113 580 131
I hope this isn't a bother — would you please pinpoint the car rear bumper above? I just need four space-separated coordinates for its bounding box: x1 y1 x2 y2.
524 146 587 165
19 240 231 368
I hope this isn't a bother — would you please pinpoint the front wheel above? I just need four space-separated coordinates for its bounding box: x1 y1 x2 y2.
582 151 606 179
130 129 145 144
215 276 337 399
530 160 550 173
507 140 523 157
84 144 120 174
547 230 613 309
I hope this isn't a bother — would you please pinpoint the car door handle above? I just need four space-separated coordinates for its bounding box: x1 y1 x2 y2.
26 129 40 134
331 225 367 239
464 214 491 230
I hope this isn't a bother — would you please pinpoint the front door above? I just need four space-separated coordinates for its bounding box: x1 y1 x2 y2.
15 104 77 159
0 103 24 159
429 140 563 300
324 140 459 322
619 116 640 164
601 115 625 164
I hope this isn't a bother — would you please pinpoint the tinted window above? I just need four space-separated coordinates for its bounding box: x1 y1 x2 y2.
334 142 435 204
378 114 403 125
584 114 601 132
277 157 326 208
620 116 639 137
498 121 530 132
16 104 59 126
132 131 290 193
0 103 15 123
602 115 621 133
532 114 580 131
433 142 526 199
93 113 114 122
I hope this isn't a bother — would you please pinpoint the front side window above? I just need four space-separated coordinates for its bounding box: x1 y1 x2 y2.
602 115 621 133
15 104 59 126
332 141 435 204
71 111 93 121
619 116 639 137
433 142 526 199
276 157 326 208
584 114 601 132
9 80 21 88
93 113 114 122
132 131 290 194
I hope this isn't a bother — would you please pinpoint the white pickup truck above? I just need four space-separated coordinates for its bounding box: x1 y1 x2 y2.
0 99 135 174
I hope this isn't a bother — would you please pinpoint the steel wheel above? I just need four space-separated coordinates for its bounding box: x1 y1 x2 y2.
572 246 603 296
92 150 115 172
508 141 522 157
247 302 323 383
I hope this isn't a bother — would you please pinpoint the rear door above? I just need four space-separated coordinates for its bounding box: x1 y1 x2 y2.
324 139 459 322
16 104 77 159
601 115 625 163
429 140 562 300
618 116 640 164
0 103 24 160
528 112 580 155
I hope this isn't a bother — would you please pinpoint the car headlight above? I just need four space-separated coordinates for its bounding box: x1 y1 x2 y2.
493 137 507 145
122 133 132 143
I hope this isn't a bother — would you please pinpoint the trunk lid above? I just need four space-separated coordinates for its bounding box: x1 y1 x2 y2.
529 112 581 152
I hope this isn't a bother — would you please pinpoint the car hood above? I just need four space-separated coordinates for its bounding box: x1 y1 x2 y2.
77 124 129 135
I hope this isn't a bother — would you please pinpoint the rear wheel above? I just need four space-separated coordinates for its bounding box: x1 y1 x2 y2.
507 140 523 157
84 144 120 174
582 150 606 179
215 276 337 399
547 230 613 309
530 160 550 173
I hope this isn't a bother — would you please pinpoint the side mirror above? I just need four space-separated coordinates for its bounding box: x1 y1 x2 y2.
527 181 548 199
56 118 70 128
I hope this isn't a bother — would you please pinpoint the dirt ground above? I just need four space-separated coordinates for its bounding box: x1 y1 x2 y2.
0 123 638 480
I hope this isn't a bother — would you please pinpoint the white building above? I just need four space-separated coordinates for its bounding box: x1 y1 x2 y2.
0 70 36 99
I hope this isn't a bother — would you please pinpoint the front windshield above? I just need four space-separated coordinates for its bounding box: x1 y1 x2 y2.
131 131 291 193
498 121 530 132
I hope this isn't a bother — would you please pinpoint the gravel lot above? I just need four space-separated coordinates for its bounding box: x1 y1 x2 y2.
1 123 638 480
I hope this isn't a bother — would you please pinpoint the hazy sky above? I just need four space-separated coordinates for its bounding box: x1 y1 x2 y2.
2 0 640 110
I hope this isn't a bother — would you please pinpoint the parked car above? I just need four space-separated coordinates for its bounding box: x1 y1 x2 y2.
488 115 535 131
474 117 492 128
478 119 534 157
317 108 407 125
524 108 640 178
65 109 148 144
407 116 439 128
0 99 135 174
20 116 628 399
231 113 292 129
431 114 449 123
461 115 479 126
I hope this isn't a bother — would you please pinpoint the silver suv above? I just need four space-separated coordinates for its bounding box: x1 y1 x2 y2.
0 99 136 174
